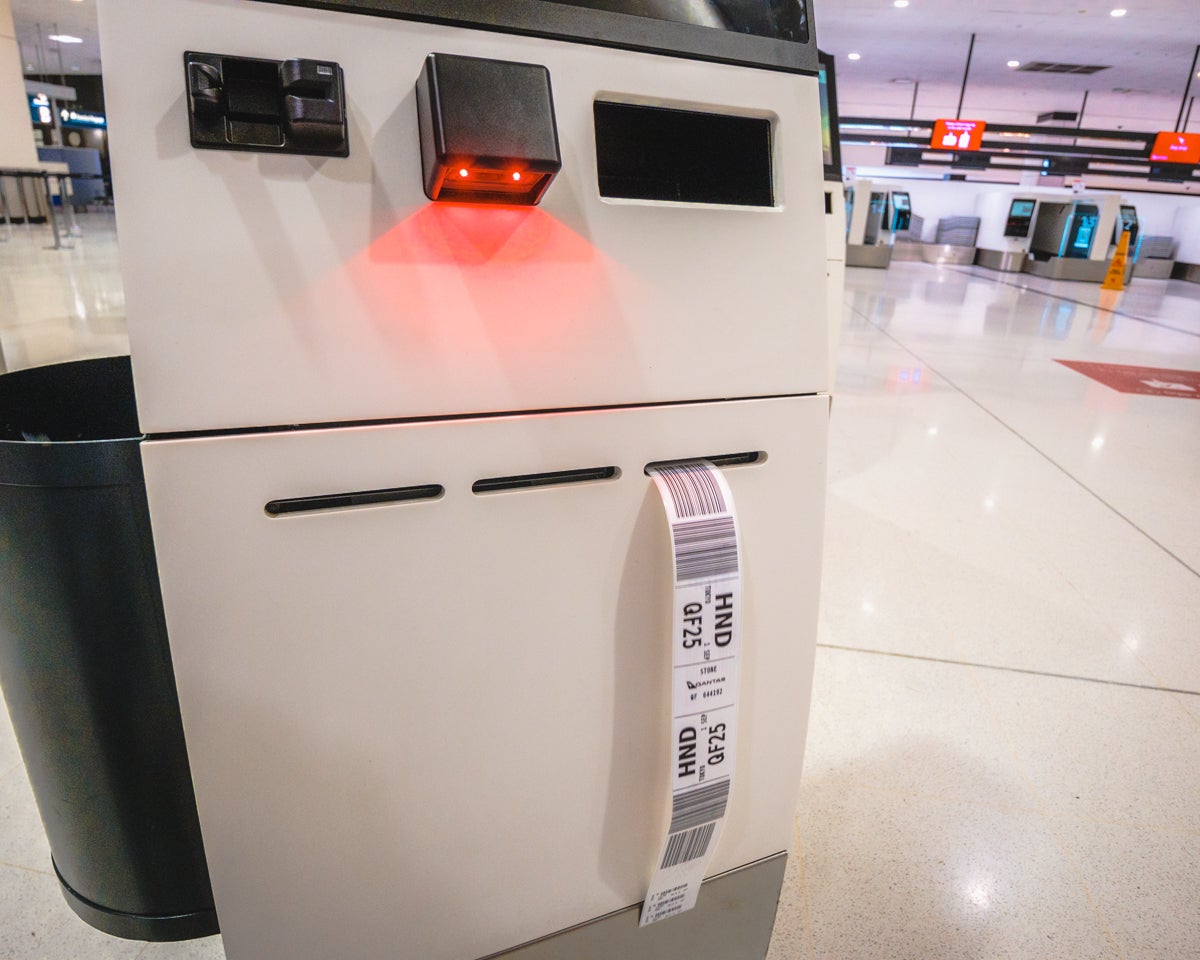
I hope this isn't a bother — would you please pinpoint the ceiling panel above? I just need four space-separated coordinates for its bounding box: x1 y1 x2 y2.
815 0 1199 130
8 0 1198 132
11 0 101 76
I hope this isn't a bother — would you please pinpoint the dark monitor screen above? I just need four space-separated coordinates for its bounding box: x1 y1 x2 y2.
1120 205 1137 221
549 1 808 42
818 49 842 181
257 1 817 73
1004 199 1036 238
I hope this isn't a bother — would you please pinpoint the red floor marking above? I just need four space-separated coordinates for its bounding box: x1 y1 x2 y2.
1055 360 1200 399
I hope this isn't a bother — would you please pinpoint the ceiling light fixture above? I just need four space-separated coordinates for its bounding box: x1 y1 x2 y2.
1008 60 1021 68
848 52 862 60
48 34 83 43
1110 8 1127 16
893 1 909 7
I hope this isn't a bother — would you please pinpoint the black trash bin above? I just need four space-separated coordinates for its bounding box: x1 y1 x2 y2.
0 356 218 941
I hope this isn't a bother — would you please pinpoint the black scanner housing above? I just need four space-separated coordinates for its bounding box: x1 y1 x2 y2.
416 53 562 205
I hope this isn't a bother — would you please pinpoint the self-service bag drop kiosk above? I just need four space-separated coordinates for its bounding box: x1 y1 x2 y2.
974 191 1042 273
845 178 892 268
93 1 830 958
1026 193 1124 283
818 48 845 387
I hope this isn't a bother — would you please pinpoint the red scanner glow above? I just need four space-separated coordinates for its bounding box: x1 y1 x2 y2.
458 168 470 178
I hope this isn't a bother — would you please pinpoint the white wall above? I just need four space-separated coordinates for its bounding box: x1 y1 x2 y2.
0 0 38 168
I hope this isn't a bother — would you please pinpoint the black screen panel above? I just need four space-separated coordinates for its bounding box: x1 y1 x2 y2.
250 0 818 74
817 49 842 181
547 1 806 42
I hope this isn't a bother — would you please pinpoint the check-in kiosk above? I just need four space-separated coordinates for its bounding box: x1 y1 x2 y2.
89 1 831 958
1114 204 1140 254
974 192 1040 272
1026 194 1122 282
818 49 845 386
846 178 892 268
1115 205 1169 279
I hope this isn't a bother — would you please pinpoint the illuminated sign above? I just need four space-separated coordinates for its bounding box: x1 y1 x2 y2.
28 94 53 126
930 118 986 152
60 108 107 129
1149 131 1200 165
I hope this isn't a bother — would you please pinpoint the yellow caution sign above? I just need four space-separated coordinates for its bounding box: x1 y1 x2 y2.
1102 230 1131 291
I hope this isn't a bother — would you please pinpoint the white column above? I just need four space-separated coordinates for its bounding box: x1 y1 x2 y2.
0 0 38 167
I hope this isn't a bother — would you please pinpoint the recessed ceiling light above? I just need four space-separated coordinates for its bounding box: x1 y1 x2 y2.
1008 60 1021 68
1110 8 1127 16
894 0 909 7
848 52 862 60
48 34 83 43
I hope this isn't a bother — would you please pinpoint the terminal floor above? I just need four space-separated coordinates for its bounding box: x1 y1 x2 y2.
2 222 1199 958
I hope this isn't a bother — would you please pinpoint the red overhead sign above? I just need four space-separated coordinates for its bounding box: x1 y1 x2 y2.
1150 131 1200 165
930 118 986 152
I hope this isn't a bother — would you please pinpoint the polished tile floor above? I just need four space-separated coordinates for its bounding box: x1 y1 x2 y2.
2 220 1199 958
0 212 127 374
768 260 1200 960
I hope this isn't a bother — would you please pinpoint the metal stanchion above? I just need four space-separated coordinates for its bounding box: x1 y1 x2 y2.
41 172 72 251
57 175 82 238
19 173 35 235
0 177 13 243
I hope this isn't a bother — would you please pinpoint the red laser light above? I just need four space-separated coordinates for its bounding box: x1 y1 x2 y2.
512 172 522 181
458 168 469 178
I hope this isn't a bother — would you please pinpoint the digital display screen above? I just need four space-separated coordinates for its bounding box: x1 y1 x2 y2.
818 49 841 181
1149 131 1200 165
1120 205 1137 221
547 1 808 43
819 63 833 167
930 118 986 152
892 192 910 210
1072 219 1095 252
1004 199 1036 238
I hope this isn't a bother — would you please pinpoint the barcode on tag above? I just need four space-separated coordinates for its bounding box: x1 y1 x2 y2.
668 779 731 833
655 463 728 518
660 822 717 869
672 516 739 582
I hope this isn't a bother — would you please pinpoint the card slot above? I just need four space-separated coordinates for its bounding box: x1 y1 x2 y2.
643 451 766 475
265 484 444 516
472 466 619 495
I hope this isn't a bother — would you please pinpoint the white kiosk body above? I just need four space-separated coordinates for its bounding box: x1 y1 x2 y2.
97 0 830 958
824 180 847 386
1025 193 1122 282
845 177 892 268
975 190 1041 273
